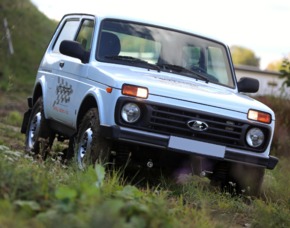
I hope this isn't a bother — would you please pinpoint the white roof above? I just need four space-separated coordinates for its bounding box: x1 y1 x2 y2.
63 12 228 46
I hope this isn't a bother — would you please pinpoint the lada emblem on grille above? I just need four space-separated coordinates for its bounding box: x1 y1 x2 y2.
187 120 208 131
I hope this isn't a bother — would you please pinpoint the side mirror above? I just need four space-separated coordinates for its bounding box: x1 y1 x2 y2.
59 40 89 63
237 77 259 93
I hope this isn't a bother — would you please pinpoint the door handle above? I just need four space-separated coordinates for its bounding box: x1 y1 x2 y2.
59 61 65 68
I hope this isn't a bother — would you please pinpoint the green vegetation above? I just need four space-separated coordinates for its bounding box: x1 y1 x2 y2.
256 96 290 158
266 55 290 72
230 45 260 67
0 143 289 227
4 110 23 126
280 58 290 87
266 59 283 71
0 0 57 94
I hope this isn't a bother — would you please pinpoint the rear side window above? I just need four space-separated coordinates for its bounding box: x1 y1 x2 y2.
52 19 80 53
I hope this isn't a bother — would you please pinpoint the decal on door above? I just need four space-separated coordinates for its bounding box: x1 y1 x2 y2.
53 78 73 114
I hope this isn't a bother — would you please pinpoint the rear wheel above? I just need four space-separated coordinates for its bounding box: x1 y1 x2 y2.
25 97 54 159
74 108 111 170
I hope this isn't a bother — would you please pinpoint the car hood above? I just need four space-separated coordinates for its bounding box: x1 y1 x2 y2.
90 64 274 117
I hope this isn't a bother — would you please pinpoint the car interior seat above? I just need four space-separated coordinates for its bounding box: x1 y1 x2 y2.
98 32 121 59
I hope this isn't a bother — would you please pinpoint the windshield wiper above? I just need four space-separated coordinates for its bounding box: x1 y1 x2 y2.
105 55 161 72
157 63 209 83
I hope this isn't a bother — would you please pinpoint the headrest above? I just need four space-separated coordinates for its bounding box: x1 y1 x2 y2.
98 32 121 58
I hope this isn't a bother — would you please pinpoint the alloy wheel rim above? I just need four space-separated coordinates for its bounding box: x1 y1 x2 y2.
27 112 41 149
77 128 93 169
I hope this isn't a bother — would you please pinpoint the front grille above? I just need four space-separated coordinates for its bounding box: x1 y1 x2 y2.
148 105 245 147
115 98 270 152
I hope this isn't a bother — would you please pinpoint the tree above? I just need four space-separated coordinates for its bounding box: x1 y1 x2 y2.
230 45 260 67
267 53 290 72
266 60 283 71
280 58 290 87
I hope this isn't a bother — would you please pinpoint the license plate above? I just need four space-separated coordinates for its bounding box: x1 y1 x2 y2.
168 136 225 158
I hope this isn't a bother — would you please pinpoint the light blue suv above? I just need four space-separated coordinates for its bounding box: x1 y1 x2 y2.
21 13 278 195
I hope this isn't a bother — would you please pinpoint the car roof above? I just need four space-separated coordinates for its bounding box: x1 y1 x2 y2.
61 12 228 47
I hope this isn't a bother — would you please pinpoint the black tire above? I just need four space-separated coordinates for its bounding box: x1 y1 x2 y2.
62 135 75 163
25 97 54 159
210 162 265 197
74 108 111 170
230 164 265 197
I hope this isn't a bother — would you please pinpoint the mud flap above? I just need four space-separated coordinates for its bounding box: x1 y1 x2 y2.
21 109 31 134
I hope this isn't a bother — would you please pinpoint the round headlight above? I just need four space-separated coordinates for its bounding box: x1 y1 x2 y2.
121 103 141 123
246 128 264 147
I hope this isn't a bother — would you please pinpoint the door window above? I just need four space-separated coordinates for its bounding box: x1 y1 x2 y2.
53 19 80 53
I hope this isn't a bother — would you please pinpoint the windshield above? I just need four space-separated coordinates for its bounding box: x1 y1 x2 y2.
96 19 234 88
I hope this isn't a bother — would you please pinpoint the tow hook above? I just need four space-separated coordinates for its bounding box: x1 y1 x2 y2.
147 159 154 168
200 170 213 178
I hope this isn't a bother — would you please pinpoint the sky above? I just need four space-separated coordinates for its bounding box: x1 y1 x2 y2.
31 0 290 70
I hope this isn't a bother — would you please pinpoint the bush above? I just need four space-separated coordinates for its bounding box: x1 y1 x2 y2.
255 96 290 157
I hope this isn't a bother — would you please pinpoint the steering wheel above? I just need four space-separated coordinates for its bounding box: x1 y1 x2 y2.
190 65 207 74
190 65 219 83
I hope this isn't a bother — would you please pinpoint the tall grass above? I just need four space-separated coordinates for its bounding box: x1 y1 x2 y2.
0 144 289 227
0 147 215 227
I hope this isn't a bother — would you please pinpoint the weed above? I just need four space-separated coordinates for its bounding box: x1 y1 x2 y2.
0 143 289 227
5 110 22 126
0 67 14 92
252 199 290 228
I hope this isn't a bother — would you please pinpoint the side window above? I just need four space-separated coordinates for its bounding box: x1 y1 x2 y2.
76 20 94 51
207 47 230 85
52 19 80 53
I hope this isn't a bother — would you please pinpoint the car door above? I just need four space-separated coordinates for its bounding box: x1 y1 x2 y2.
44 16 95 129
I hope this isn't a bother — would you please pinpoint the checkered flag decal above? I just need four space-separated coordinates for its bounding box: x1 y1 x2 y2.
53 78 73 106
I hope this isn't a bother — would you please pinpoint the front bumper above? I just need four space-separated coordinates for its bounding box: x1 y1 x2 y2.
101 125 278 170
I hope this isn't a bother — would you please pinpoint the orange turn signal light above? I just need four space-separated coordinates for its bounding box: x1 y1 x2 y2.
122 84 148 98
248 109 271 124
106 87 113 93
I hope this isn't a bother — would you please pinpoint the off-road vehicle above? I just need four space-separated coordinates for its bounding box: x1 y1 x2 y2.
21 13 278 195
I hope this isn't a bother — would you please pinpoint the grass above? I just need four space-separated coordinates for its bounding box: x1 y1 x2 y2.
0 140 289 227
0 0 57 93
4 110 23 126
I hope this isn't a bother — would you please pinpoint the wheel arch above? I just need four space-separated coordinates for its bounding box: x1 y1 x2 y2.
32 76 50 119
32 83 43 105
77 95 98 129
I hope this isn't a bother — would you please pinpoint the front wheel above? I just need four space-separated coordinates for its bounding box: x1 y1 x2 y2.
230 164 265 196
25 97 54 159
74 108 111 170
